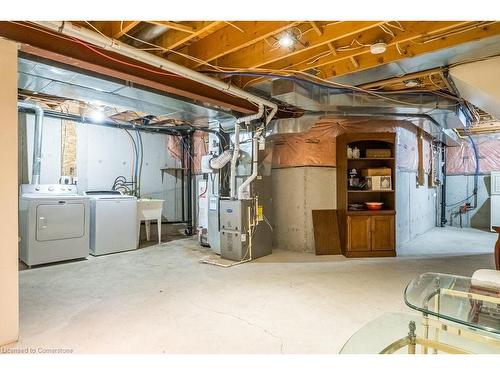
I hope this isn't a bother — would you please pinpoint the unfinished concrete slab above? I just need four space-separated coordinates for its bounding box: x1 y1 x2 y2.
8 226 496 354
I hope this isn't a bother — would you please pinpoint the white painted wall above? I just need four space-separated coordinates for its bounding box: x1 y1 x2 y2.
20 116 184 221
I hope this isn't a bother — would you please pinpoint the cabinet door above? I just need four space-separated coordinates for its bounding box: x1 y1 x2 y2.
347 215 371 251
371 215 395 251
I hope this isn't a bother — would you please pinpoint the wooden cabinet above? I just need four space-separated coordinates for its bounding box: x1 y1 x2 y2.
347 214 395 254
347 215 371 251
371 215 395 251
337 132 397 258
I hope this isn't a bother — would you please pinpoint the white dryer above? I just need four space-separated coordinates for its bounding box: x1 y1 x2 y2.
85 191 138 255
19 184 90 267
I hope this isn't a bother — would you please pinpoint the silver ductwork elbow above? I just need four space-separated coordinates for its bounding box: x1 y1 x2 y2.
209 150 233 170
18 101 44 185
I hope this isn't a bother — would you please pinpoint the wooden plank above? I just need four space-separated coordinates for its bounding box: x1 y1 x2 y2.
144 21 194 34
312 209 341 255
318 21 500 79
216 21 384 69
179 21 299 68
111 21 141 39
154 21 225 51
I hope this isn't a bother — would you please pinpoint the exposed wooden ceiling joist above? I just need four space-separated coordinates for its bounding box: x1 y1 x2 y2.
144 21 194 34
214 21 385 69
318 21 500 79
169 21 301 68
154 21 225 52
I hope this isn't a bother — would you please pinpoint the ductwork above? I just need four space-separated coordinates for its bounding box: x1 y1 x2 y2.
267 79 466 145
209 150 233 170
32 22 277 125
18 101 44 185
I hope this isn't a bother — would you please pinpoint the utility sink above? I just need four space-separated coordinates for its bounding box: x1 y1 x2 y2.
137 198 165 244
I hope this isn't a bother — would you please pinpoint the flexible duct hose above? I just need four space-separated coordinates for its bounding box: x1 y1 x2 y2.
209 150 233 169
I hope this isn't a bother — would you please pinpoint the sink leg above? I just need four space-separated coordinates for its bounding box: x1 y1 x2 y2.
157 217 162 244
145 220 151 241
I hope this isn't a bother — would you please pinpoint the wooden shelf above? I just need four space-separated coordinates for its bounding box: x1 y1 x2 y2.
348 190 395 193
337 133 397 258
347 210 396 216
348 157 394 161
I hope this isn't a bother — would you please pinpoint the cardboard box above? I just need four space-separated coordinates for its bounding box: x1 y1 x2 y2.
366 176 392 190
361 167 392 177
366 149 392 158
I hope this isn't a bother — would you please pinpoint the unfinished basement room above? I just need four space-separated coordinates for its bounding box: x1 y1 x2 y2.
1 3 500 371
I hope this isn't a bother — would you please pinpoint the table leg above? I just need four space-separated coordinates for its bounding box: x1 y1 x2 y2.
408 321 417 354
421 313 429 354
137 220 141 248
145 220 151 241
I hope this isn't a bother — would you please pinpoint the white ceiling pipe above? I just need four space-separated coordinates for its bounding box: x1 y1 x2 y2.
33 21 278 124
229 104 264 199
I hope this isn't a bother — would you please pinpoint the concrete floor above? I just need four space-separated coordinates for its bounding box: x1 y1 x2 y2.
8 227 497 354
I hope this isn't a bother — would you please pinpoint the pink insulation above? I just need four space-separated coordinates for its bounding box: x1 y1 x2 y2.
268 118 429 172
446 134 500 175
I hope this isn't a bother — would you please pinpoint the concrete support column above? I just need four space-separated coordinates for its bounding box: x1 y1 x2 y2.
0 38 19 346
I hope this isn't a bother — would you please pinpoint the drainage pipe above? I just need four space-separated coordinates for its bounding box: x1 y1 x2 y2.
238 128 262 200
18 101 44 185
230 104 264 198
33 22 278 124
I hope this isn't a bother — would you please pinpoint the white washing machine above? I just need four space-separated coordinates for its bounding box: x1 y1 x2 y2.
85 191 138 256
19 184 90 267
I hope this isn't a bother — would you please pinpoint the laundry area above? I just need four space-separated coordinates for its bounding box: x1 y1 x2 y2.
1 17 500 358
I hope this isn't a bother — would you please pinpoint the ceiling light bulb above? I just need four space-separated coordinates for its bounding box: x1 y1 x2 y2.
89 109 106 122
278 34 294 48
404 79 419 88
370 42 387 55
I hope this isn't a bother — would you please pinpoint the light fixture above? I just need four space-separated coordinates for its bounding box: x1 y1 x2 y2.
404 79 420 88
89 109 106 122
278 33 295 48
370 41 387 55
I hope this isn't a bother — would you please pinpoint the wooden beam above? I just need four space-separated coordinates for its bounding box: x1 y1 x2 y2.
172 21 300 68
215 21 384 69
360 67 444 89
111 21 141 39
154 21 224 52
319 21 500 79
309 21 323 36
144 21 194 34
274 21 473 73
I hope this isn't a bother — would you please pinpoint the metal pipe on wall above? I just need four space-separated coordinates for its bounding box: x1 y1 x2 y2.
238 127 262 200
17 101 44 185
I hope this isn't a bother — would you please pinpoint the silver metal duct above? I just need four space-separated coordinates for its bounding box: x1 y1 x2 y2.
267 79 466 145
18 57 237 128
129 25 169 47
18 101 44 185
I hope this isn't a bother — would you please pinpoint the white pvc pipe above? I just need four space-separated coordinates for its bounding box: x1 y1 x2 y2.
33 22 278 123
230 105 264 198
238 129 261 200
18 101 44 185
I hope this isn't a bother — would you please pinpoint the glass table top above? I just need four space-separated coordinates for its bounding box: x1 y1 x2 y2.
340 312 500 354
404 272 500 335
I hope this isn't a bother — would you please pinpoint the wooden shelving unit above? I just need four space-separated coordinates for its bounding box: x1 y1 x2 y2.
337 133 397 258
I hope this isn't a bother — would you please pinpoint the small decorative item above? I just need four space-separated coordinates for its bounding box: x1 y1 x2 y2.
352 147 360 159
348 168 359 188
347 146 353 159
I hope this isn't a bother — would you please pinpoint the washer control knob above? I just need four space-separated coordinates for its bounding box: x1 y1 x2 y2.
48 186 55 191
